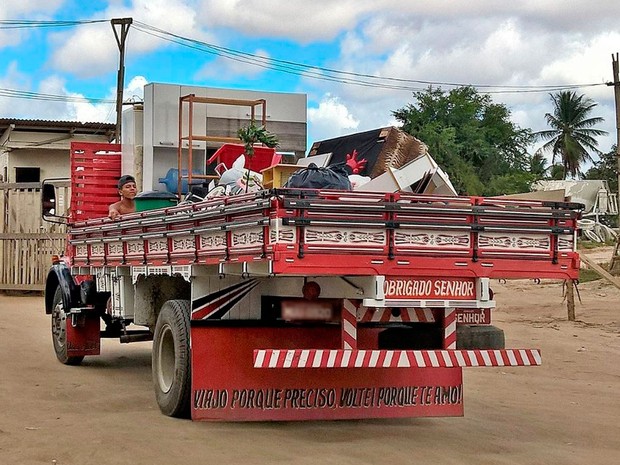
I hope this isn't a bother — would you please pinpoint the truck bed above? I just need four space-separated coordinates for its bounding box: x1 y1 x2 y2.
68 188 581 280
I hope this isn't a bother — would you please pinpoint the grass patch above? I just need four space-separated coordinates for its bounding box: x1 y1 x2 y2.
578 268 603 283
578 239 615 250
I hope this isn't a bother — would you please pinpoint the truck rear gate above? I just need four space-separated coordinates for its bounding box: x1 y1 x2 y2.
190 313 540 421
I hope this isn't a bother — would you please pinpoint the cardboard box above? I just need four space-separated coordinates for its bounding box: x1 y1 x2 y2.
355 153 457 196
261 164 301 188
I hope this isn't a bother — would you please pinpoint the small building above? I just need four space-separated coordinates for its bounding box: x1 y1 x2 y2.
0 119 115 291
0 119 115 183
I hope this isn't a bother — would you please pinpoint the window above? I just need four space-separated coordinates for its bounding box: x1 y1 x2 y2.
15 167 40 183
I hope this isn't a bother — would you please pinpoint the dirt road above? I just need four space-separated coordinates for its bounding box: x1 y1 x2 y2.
1 249 619 465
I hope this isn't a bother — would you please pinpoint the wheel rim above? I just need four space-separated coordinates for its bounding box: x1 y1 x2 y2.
51 300 67 350
157 323 176 394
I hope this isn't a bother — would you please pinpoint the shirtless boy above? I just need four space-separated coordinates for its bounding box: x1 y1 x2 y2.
109 175 137 219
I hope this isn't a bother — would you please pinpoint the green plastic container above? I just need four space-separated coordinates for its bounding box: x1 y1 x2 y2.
134 191 178 212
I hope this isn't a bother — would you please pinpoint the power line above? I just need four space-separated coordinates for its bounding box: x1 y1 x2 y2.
131 20 606 94
131 23 429 93
0 87 115 104
0 18 609 95
0 19 107 29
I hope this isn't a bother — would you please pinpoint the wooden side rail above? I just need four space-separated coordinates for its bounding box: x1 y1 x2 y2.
66 189 581 277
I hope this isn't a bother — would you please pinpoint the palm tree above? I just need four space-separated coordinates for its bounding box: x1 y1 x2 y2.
529 150 549 179
535 91 607 179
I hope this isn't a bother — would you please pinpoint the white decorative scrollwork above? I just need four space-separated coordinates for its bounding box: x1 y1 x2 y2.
200 234 226 249
172 237 195 251
148 239 167 252
232 230 263 246
305 229 346 243
127 241 144 254
478 234 549 251
108 243 123 255
394 232 470 248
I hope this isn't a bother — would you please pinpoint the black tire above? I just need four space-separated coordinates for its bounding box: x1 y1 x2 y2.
152 299 191 418
51 286 84 365
457 325 505 350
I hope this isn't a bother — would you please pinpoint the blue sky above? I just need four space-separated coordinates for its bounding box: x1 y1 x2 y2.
1 0 619 157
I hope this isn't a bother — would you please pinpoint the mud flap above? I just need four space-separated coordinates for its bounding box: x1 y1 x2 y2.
66 313 101 357
190 322 463 421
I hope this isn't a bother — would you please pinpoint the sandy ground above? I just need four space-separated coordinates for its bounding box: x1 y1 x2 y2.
0 248 619 465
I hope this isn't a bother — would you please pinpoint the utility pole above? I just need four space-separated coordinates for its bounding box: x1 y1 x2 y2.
611 53 620 225
608 54 620 273
111 18 132 143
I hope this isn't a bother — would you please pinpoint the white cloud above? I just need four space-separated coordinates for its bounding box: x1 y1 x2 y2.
198 0 376 42
196 1 619 43
50 0 213 78
307 94 359 142
63 75 147 123
3 0 619 158
539 32 620 96
297 4 618 155
125 75 148 102
0 64 87 122
0 0 65 48
194 49 270 81
0 63 147 123
4 0 64 14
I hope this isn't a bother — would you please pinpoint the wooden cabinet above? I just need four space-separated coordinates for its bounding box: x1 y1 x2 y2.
261 164 300 188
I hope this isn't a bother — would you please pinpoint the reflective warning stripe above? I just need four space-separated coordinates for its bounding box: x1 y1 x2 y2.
342 300 358 350
253 349 541 368
443 308 457 350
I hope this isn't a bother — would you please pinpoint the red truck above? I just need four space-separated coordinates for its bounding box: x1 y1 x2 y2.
42 142 581 421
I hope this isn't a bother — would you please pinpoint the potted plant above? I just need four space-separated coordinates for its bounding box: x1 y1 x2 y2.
237 121 279 192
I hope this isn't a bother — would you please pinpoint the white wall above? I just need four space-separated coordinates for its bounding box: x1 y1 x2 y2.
3 131 112 183
0 150 8 182
8 149 68 182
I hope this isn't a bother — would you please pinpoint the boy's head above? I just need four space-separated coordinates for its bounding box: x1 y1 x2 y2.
118 175 136 189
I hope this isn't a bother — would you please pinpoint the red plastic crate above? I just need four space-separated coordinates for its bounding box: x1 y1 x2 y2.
70 142 121 221
207 143 279 173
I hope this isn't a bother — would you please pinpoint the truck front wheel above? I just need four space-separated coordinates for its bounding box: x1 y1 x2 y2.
152 300 191 418
51 287 84 365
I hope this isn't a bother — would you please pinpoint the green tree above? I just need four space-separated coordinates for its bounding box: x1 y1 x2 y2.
584 145 618 192
393 86 534 195
535 91 607 179
549 163 565 180
237 121 278 157
529 151 550 179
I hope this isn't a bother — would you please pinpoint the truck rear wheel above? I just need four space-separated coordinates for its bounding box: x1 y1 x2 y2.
51 287 84 365
152 299 191 418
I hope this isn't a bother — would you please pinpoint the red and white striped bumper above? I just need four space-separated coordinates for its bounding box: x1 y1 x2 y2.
253 348 541 369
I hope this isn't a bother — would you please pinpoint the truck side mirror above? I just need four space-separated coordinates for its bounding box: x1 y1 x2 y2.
41 178 70 224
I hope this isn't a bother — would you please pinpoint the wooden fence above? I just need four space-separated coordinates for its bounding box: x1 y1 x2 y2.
0 182 68 291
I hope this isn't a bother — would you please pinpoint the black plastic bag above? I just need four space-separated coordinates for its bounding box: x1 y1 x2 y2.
284 163 351 190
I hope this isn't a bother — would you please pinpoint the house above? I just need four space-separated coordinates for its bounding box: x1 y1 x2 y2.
0 119 116 291
0 119 115 183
